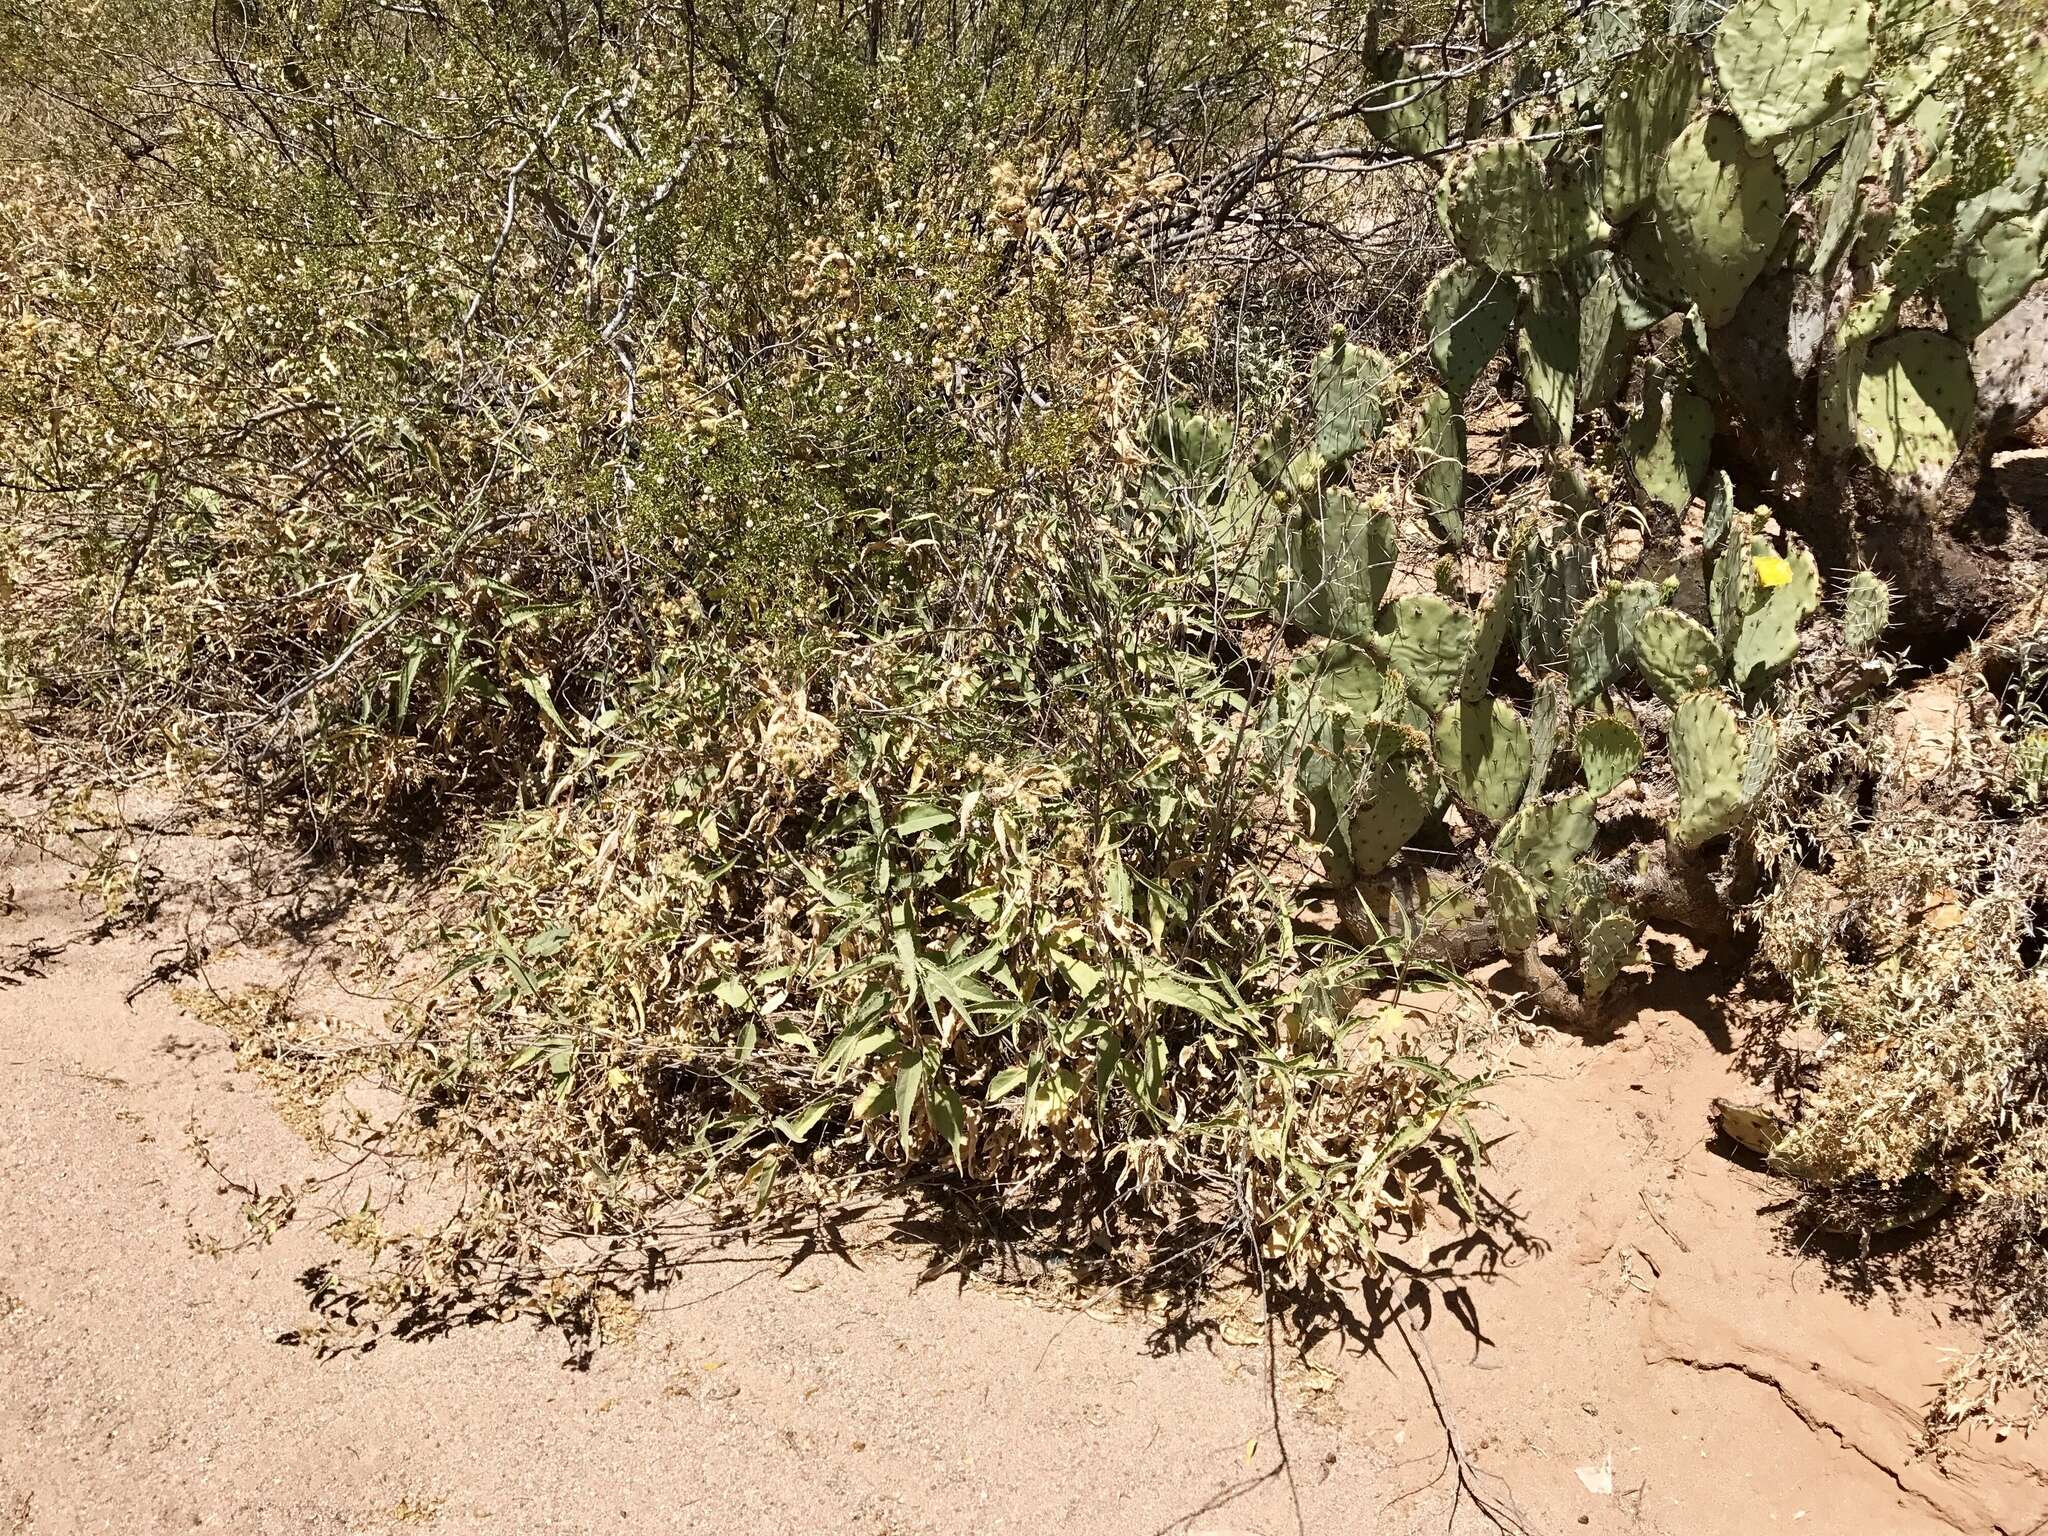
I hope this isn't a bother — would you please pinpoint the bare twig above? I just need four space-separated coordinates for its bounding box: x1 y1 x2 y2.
1390 1302 1540 1536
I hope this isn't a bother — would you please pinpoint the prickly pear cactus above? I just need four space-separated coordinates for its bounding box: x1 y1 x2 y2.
1602 41 1703 220
1483 860 1543 953
1425 261 1517 399
1702 469 1737 553
1496 791 1599 898
1249 420 1295 490
1814 105 1877 275
1292 489 1398 642
1363 48 1451 156
1631 607 1723 702
1742 713 1780 806
1516 274 1578 446
1522 676 1567 809
1577 715 1643 797
1439 141 1605 273
1627 376 1714 513
1818 285 1897 458
1709 519 1757 647
1348 723 1440 876
1141 402 1231 506
1577 906 1641 1000
1414 387 1466 545
1843 570 1893 652
1886 177 1964 298
1669 690 1747 848
1853 329 1976 492
1380 594 1475 713
1712 0 1872 144
1310 332 1390 467
1460 523 1531 703
1774 111 1853 193
1435 697 1533 823
1547 454 1595 515
1933 146 2048 338
1295 714 1357 879
1652 113 1787 327
1728 538 1820 690
1518 526 1596 672
1577 259 1641 408
1873 0 1960 119
1568 579 1662 704
1274 644 1390 758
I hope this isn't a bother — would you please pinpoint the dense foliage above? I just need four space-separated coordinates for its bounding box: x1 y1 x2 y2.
4 0 2047 1435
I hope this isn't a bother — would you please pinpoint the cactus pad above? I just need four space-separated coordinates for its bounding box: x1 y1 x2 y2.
1310 333 1390 466
1518 526 1596 671
1712 0 1872 145
1578 716 1644 797
1295 716 1357 879
1729 538 1820 690
1249 420 1294 490
1301 642 1388 719
1817 285 1897 458
1496 791 1599 896
1652 113 1787 327
1435 698 1534 823
1363 48 1451 156
1548 455 1595 515
1669 690 1748 848
1742 713 1780 805
1568 579 1662 704
1627 380 1714 512
1709 521 1757 647
1381 594 1476 713
1348 747 1439 877
1577 908 1641 1000
1933 147 2048 338
1842 570 1892 652
1439 141 1605 273
1425 261 1517 399
1873 0 1960 119
1414 387 1466 545
1632 606 1724 701
1293 489 1398 642
1814 105 1877 275
1853 329 1975 492
1460 522 1532 703
1702 470 1736 552
1516 274 1578 446
1522 677 1567 810
1483 861 1543 953
1577 265 1624 409
1774 113 1853 194
1602 41 1703 220
1141 403 1231 506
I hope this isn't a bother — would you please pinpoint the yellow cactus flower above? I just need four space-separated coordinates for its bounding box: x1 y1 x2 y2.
1752 553 1792 588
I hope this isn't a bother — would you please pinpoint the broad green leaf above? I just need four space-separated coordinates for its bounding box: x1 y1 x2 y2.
775 1096 835 1142
985 1063 1030 1102
894 1052 928 1152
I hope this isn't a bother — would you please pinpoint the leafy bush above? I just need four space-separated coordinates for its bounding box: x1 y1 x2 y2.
7 0 2048 1439
4 0 1508 1336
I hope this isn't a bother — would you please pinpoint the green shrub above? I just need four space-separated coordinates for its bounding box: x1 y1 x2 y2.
9 0 2048 1439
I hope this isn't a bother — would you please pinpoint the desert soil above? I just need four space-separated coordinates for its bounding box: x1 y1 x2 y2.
2 773 2044 1536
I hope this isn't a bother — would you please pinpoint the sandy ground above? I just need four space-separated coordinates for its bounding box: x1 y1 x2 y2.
2 780 2045 1536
